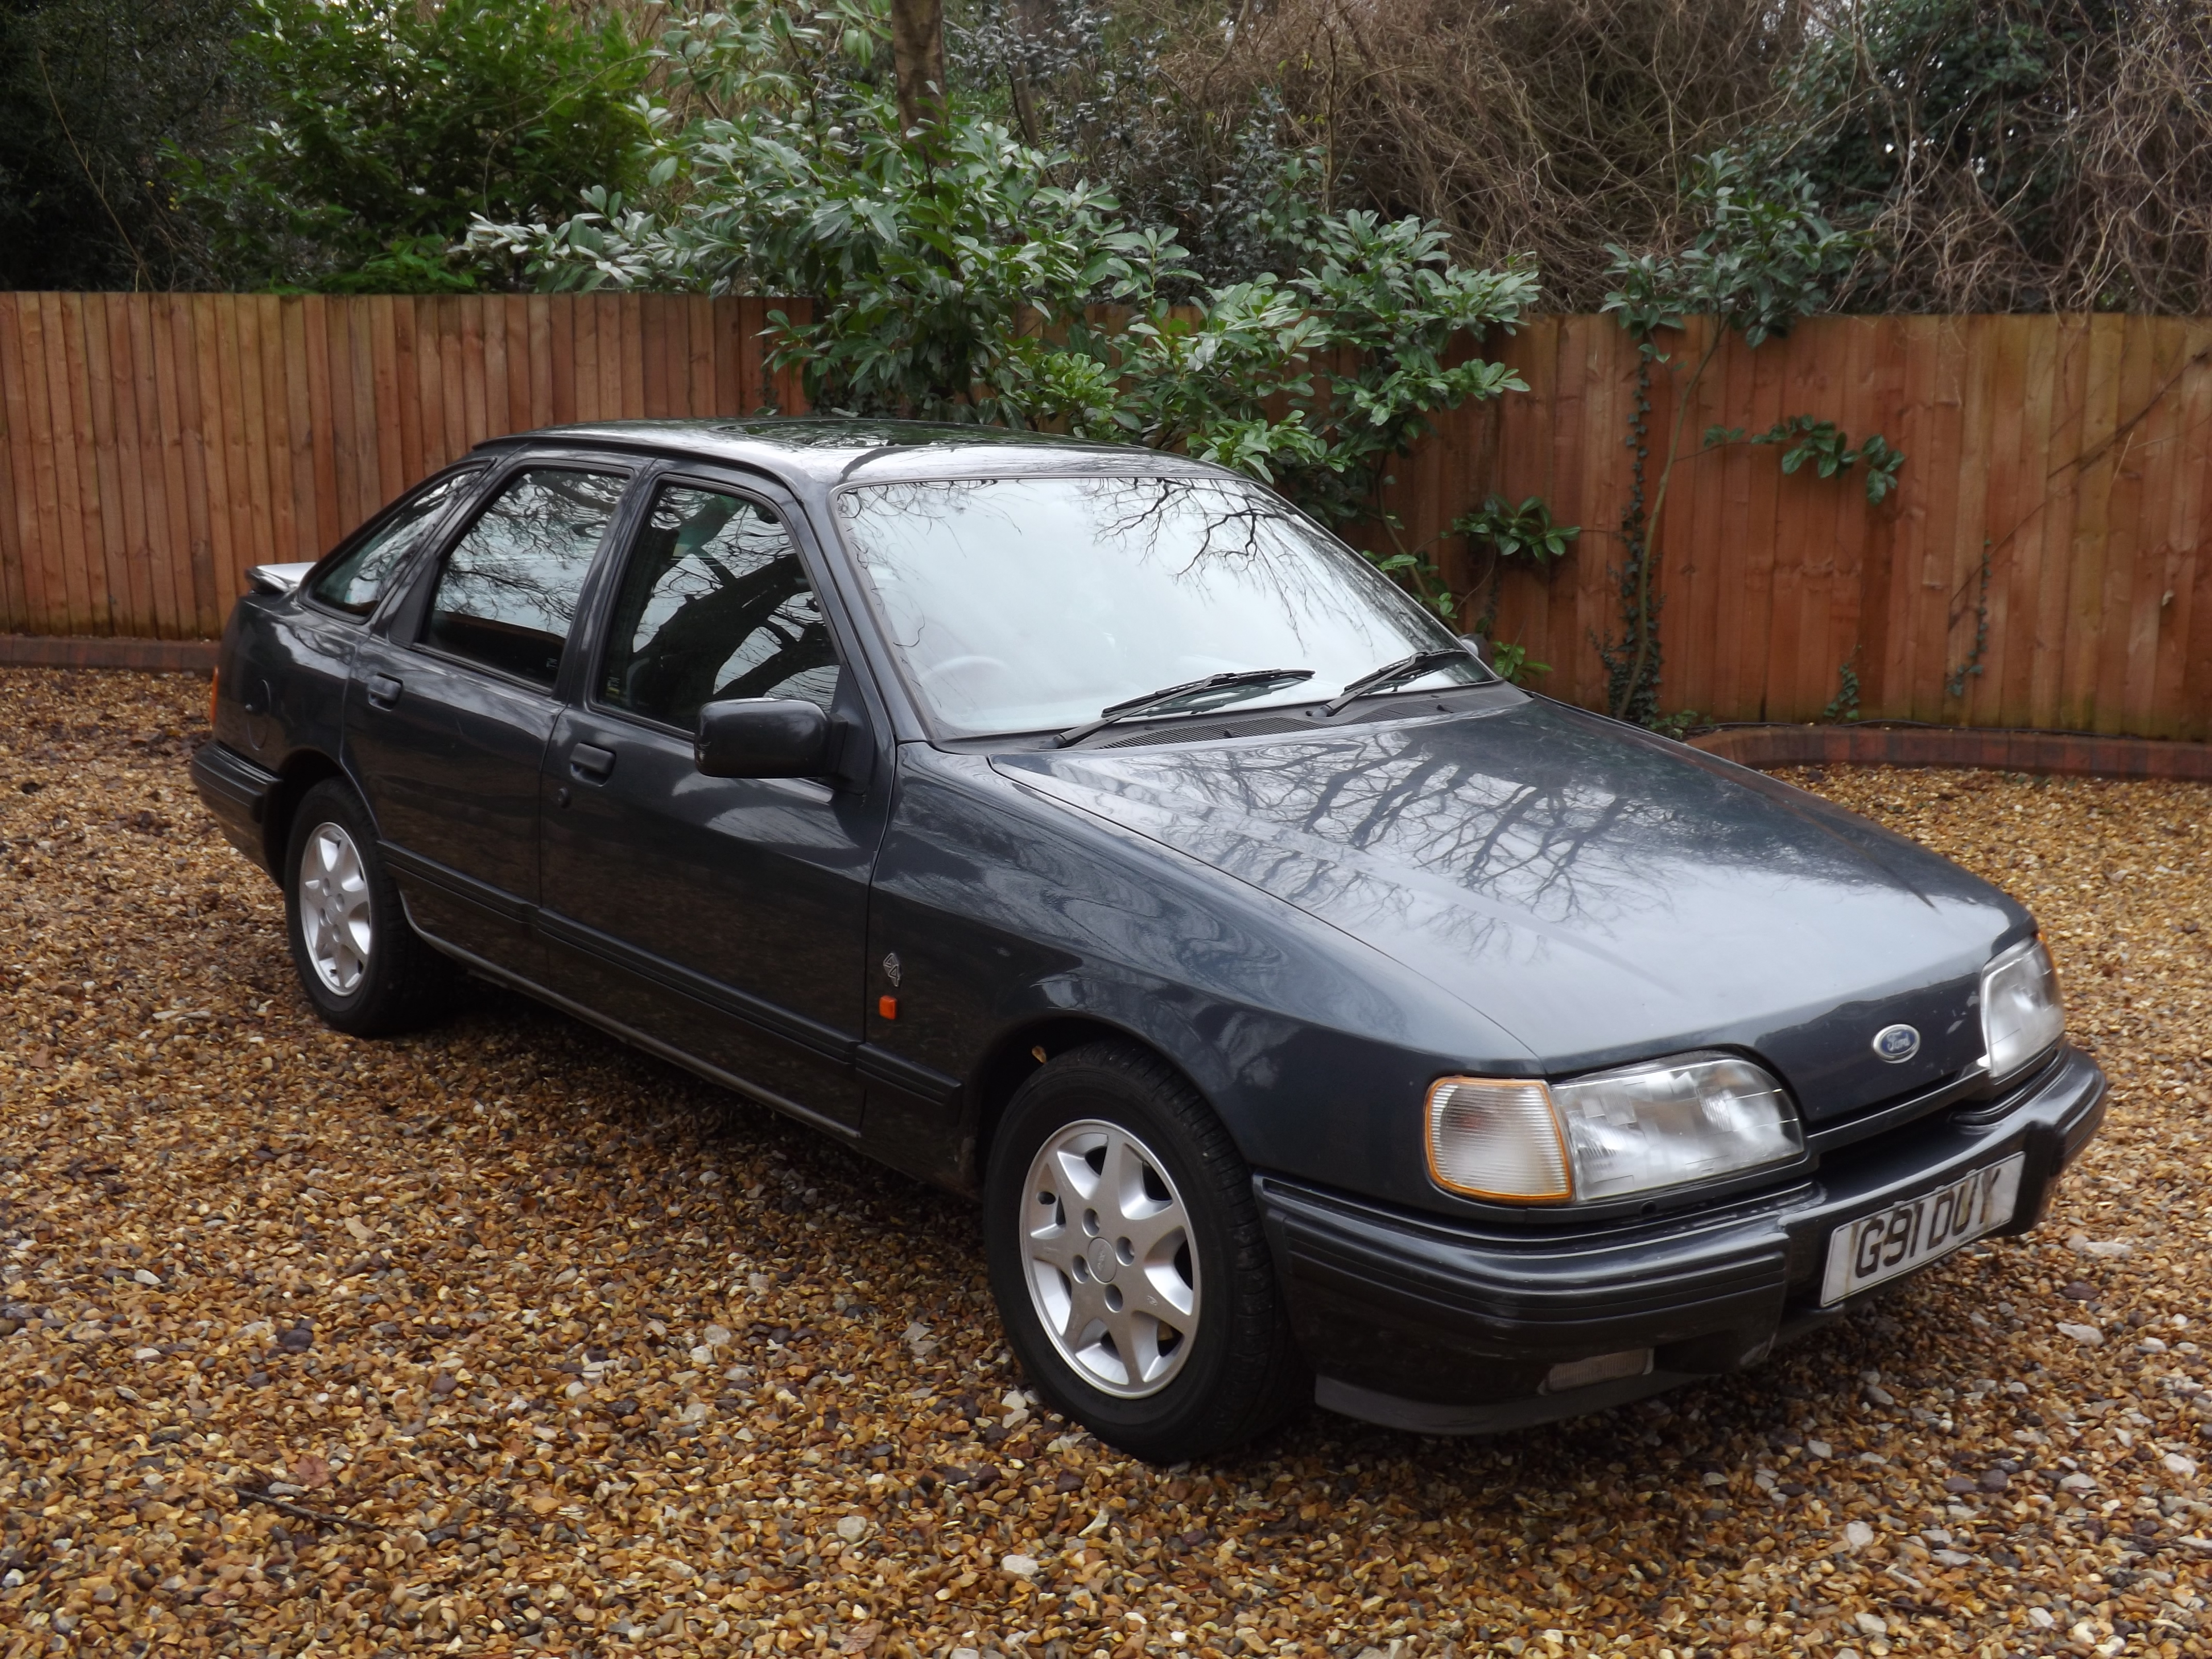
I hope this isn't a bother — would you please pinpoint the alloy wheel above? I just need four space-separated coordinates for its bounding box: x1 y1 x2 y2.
299 821 373 996
1019 1118 1200 1398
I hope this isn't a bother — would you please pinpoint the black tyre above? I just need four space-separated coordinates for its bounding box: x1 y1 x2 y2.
983 1040 1307 1462
282 779 456 1037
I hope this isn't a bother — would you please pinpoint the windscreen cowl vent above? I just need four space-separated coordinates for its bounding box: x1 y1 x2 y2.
1104 715 1320 748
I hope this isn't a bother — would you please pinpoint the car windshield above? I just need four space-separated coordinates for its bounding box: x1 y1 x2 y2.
836 473 1491 739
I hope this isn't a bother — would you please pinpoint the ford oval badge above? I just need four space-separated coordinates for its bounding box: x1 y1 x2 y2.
1873 1023 1921 1063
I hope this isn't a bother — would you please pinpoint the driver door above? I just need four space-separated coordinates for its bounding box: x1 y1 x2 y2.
536 475 888 1131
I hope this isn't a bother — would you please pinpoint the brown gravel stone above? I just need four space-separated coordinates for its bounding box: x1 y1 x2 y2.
4 669 2211 1658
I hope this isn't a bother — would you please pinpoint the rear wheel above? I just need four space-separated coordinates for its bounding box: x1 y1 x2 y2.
282 779 456 1036
984 1040 1306 1462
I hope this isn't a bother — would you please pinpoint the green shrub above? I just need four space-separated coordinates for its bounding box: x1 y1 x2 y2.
467 4 1536 554
181 0 652 290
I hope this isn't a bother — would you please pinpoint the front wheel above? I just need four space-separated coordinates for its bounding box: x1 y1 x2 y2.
983 1040 1307 1462
282 779 455 1037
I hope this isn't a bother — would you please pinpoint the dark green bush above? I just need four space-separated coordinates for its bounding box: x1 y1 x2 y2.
179 0 654 291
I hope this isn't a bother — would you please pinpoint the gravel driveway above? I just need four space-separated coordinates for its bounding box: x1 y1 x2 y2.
4 666 2210 1659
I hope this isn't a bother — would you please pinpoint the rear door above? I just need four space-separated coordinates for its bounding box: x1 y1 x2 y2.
535 471 891 1131
346 461 633 973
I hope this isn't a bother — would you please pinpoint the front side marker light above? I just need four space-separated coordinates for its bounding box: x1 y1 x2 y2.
1425 1077 1571 1202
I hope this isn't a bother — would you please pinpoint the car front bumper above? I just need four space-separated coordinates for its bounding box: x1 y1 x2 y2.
1258 1043 2106 1434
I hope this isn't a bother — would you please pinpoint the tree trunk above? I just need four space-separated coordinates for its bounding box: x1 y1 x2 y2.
1006 0 1050 147
890 0 947 142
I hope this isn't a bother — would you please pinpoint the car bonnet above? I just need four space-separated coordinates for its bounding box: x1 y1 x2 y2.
990 698 2029 1121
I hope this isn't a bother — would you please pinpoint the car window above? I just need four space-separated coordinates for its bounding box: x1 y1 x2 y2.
597 483 840 731
308 468 480 617
422 468 627 688
837 473 1489 739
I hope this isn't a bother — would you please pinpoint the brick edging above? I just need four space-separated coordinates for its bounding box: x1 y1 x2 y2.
1687 723 2212 781
0 635 219 672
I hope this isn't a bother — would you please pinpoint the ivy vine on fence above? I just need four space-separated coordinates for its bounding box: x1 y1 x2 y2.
1598 152 1905 731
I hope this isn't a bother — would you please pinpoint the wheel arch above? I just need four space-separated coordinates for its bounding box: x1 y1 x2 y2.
263 750 350 879
968 1014 1213 1189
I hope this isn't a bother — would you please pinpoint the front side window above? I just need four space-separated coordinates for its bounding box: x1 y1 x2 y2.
836 473 1489 739
309 468 480 617
598 483 840 732
422 468 627 687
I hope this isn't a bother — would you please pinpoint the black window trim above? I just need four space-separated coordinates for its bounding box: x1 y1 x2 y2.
402 454 642 700
581 465 852 744
296 461 491 626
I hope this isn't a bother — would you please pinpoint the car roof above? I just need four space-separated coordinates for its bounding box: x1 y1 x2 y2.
474 417 1231 487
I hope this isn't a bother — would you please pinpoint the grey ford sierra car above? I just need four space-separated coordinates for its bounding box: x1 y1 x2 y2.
193 419 2105 1461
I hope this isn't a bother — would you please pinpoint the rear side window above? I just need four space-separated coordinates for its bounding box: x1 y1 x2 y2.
308 469 480 617
597 483 840 732
422 468 627 688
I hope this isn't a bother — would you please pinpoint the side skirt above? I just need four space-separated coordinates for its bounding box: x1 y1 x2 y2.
410 922 865 1146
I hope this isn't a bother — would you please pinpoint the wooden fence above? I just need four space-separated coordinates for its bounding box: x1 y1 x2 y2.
2 295 2209 739
1391 313 2212 740
0 293 805 645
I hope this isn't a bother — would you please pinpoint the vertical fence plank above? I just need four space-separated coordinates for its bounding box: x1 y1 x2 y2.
2116 321 2179 734
104 296 158 636
81 294 139 635
1852 315 1908 718
2022 315 2088 729
505 297 536 437
32 293 82 633
1704 328 1758 718
2057 315 2128 728
247 297 288 573
547 295 576 427
275 298 315 563
0 296 52 632
2089 317 2158 733
1970 315 2032 725
212 294 262 602
479 294 510 456
145 297 194 632
368 295 405 506
571 297 601 425
736 298 766 414
431 298 465 467
35 295 95 632
190 297 246 625
2157 328 2212 734
226 295 274 583
685 295 716 415
641 296 671 420
617 294 643 417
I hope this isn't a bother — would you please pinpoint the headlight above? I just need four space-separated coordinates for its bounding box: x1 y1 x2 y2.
1982 936 2064 1084
1427 1052 1802 1205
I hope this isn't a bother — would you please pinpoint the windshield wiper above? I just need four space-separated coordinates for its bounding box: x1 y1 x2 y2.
1056 668 1314 747
1320 647 1478 717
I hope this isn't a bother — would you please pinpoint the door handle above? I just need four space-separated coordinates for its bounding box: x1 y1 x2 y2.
364 673 402 710
568 743 616 783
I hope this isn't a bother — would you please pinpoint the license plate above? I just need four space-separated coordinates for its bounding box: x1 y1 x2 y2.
1820 1152 2025 1305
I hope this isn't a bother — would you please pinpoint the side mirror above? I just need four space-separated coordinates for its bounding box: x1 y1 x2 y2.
695 698 834 779
1459 633 1494 667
